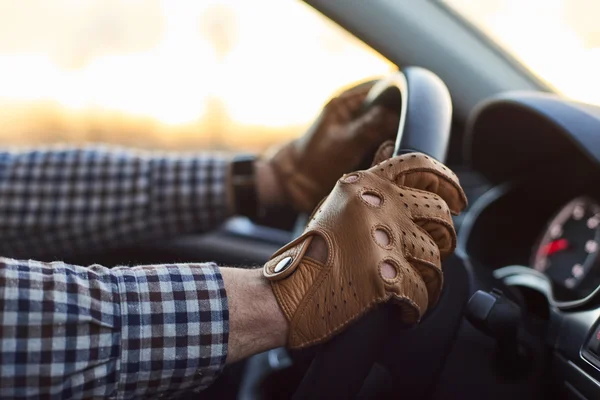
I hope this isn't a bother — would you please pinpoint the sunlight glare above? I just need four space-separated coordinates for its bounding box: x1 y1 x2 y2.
445 0 600 106
0 0 393 150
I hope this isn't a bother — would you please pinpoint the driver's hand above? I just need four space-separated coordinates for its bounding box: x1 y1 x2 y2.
265 82 399 213
263 153 467 348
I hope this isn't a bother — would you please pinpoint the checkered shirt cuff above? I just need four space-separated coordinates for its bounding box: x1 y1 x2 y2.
0 257 229 399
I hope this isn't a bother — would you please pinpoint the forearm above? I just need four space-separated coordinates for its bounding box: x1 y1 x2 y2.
220 267 288 363
0 146 231 259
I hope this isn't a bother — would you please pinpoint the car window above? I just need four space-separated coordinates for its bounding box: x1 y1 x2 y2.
0 0 393 152
442 0 600 107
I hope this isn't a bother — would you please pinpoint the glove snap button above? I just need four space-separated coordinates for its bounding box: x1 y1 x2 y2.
274 256 293 273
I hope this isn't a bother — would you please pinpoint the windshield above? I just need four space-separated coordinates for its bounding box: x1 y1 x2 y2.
442 0 600 106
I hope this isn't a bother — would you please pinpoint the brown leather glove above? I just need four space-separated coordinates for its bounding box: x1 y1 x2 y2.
263 151 467 349
265 82 399 213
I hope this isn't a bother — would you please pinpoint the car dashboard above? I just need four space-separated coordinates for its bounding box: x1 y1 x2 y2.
462 170 600 308
455 92 600 399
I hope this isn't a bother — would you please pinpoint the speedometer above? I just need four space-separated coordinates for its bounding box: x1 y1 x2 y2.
532 197 600 293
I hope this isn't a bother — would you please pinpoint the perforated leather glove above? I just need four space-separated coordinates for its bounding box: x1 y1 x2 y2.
265 83 399 213
263 151 467 349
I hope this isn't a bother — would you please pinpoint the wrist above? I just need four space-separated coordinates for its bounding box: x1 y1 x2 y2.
255 160 286 210
221 267 288 363
228 156 287 218
254 269 289 347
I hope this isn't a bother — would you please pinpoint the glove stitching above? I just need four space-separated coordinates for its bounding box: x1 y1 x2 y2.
288 229 337 345
405 254 443 305
306 196 328 222
390 294 421 323
405 253 442 282
411 216 457 256
393 167 467 213
290 265 333 346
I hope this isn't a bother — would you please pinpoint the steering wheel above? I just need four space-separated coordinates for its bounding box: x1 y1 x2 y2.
290 67 453 399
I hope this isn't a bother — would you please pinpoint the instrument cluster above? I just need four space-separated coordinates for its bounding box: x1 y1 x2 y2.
531 197 600 302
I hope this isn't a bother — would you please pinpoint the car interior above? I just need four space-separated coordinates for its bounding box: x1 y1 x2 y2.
16 0 600 399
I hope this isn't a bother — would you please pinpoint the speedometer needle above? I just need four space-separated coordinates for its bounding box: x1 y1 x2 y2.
542 238 570 256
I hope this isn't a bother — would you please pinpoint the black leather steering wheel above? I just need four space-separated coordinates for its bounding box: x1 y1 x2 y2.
290 67 453 399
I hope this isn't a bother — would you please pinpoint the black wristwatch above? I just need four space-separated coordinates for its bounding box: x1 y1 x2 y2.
231 154 260 220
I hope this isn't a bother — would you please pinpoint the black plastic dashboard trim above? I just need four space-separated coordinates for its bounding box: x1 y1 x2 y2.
455 181 512 258
456 164 600 396
465 92 600 184
494 266 600 310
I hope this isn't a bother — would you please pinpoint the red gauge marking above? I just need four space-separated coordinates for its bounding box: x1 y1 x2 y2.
542 238 569 256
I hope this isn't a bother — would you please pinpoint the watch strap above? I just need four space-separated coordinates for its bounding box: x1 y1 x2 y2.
231 155 259 220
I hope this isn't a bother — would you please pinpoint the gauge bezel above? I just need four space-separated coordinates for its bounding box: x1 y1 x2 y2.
494 265 600 310
530 196 600 302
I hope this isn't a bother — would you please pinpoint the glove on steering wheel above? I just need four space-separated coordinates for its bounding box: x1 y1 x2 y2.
264 149 467 348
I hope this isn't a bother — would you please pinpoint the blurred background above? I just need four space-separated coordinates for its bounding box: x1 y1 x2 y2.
0 0 599 152
0 0 393 152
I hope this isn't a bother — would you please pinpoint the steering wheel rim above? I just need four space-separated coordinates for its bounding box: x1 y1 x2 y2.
290 67 453 400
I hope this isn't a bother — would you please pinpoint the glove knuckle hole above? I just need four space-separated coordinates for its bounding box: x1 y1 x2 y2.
342 173 360 183
372 225 394 249
360 189 384 207
379 258 400 282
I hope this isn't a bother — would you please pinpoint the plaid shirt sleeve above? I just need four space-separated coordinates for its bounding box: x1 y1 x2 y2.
0 146 231 260
0 257 229 399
